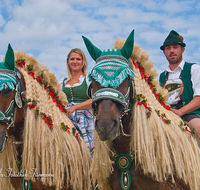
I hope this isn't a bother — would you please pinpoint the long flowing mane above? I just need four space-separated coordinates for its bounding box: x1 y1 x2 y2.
90 39 200 190
0 51 91 190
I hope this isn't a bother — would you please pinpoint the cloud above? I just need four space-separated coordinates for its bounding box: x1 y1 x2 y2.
0 15 5 27
0 0 200 81
162 0 194 14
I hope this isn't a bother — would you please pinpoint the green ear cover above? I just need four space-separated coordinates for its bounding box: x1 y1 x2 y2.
120 30 134 60
82 36 102 61
5 44 15 71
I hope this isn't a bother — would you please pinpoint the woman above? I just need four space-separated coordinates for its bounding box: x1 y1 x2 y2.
60 48 94 158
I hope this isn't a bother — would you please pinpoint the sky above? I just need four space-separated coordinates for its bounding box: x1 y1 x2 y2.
0 0 200 82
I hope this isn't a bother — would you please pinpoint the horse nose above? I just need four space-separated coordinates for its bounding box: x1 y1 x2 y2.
95 100 120 141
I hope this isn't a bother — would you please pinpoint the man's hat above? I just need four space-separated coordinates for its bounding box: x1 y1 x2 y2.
160 30 186 50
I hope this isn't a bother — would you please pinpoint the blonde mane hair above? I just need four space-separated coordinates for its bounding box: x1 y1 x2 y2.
90 39 200 190
0 51 91 190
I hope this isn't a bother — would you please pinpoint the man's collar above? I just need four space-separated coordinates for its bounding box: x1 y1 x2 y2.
166 60 185 72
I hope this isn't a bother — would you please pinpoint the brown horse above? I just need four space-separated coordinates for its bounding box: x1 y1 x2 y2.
83 30 200 190
0 45 91 190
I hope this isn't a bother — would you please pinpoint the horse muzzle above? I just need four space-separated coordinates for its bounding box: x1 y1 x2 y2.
94 99 121 141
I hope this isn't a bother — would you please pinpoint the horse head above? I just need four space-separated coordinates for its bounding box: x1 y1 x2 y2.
0 44 25 153
83 30 135 141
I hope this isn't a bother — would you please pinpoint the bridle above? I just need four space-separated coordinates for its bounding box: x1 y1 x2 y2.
0 68 25 152
89 77 134 137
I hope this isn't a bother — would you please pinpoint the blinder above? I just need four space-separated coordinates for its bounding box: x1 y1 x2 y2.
88 77 135 116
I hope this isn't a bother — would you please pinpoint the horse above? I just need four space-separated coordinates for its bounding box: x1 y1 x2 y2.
82 30 200 190
0 44 91 190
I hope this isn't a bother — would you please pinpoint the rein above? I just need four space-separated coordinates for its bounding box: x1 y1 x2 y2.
0 68 25 152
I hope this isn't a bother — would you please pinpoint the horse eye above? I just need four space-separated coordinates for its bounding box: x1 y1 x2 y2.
2 88 13 97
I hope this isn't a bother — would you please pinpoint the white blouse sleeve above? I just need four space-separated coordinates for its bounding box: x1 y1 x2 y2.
59 77 67 89
86 75 91 87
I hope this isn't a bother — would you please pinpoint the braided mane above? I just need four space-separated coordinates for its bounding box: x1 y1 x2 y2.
90 39 200 190
0 51 91 190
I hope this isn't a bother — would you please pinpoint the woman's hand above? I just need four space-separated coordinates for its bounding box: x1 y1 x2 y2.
66 106 77 117
66 99 92 117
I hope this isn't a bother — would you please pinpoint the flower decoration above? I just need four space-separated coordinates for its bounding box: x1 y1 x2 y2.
61 122 70 133
18 59 81 141
15 59 25 68
131 58 170 111
136 94 151 118
155 109 171 124
28 100 37 109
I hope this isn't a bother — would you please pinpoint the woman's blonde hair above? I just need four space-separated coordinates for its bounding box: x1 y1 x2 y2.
66 48 88 79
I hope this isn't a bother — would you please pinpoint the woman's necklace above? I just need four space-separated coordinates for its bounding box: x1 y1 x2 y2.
71 78 79 85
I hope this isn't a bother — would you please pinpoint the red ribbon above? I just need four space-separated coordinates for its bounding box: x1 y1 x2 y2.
185 126 191 134
132 58 170 111
137 101 151 112
28 71 35 79
17 60 25 68
76 132 82 142
49 90 55 101
44 114 47 123
59 102 63 112
65 125 70 133
36 77 42 83
137 101 151 116
144 75 150 81
160 101 170 110
28 104 37 109
132 60 145 79
161 117 168 124
44 86 50 90
47 118 53 129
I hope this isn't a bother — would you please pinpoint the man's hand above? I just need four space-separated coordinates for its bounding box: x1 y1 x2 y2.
170 108 184 117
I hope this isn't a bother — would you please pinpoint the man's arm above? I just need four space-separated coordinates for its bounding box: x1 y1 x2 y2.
171 96 200 117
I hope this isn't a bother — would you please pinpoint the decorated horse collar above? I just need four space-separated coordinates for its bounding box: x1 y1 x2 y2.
110 147 135 190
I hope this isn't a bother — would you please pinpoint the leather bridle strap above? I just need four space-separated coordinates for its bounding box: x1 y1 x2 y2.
0 68 25 151
91 87 130 116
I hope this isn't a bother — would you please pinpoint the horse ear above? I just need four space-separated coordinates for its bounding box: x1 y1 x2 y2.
121 30 134 60
5 44 15 71
82 36 102 61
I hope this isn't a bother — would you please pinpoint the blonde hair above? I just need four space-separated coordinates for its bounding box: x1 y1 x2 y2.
0 51 91 190
66 48 88 79
90 39 200 190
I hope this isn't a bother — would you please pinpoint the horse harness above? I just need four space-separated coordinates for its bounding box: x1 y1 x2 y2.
0 68 31 189
110 147 135 190
0 68 25 152
88 78 136 190
88 77 134 137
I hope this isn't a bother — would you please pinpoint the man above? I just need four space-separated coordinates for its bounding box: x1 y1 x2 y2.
159 30 200 141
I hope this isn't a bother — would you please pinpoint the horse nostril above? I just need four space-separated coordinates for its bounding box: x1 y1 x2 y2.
112 119 117 127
